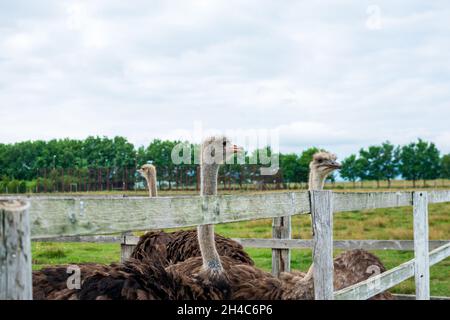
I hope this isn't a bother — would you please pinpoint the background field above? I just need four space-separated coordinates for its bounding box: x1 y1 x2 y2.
31 188 450 297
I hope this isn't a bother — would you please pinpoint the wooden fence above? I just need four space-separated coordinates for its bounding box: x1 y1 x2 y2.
1 190 449 300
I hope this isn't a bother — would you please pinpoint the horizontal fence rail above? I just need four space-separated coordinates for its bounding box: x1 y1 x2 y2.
1 190 449 239
35 236 449 252
233 239 450 251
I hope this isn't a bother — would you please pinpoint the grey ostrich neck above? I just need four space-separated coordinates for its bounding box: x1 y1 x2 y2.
198 161 223 272
145 171 158 197
309 169 326 191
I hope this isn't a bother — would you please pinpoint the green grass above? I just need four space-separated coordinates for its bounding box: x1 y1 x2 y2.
32 199 450 297
32 242 119 271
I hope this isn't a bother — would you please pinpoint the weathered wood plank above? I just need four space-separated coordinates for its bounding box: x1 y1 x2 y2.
311 191 334 300
33 235 449 252
231 239 449 251
334 242 450 300
393 294 450 300
271 216 291 277
9 193 310 239
413 191 430 300
428 190 450 203
36 235 124 243
1 190 448 239
0 200 32 300
333 192 413 211
429 242 450 265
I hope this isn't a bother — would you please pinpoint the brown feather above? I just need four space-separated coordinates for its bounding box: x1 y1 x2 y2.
130 229 254 266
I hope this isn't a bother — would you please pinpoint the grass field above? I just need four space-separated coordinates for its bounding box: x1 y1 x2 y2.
31 191 450 297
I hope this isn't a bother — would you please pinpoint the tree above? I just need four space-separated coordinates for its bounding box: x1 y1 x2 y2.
340 154 359 188
398 139 441 187
279 153 301 183
442 154 450 179
421 141 441 183
146 139 179 190
379 141 399 188
359 145 384 187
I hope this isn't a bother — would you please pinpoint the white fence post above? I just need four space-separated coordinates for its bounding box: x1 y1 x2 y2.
272 216 291 277
0 200 32 300
120 232 135 263
311 190 334 300
413 191 430 300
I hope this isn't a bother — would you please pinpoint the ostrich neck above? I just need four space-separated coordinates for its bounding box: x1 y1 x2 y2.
146 173 158 197
198 163 223 271
309 170 326 191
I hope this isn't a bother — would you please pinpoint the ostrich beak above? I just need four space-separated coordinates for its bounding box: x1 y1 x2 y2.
328 161 342 169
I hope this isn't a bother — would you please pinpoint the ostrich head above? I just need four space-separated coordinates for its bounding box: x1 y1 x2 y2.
137 164 158 197
201 135 243 167
309 151 341 190
137 164 156 179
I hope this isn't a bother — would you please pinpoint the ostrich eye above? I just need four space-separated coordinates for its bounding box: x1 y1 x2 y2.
318 159 323 163
223 141 227 147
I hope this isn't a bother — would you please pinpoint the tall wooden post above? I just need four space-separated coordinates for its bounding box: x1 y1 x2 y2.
413 191 430 300
272 216 291 277
311 190 334 300
0 200 32 300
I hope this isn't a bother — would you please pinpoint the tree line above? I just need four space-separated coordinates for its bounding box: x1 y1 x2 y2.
340 139 447 187
0 136 449 193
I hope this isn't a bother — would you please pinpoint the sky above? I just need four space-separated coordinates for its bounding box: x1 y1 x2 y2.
0 0 449 159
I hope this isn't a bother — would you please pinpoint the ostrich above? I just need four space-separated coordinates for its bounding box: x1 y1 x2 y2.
277 151 394 299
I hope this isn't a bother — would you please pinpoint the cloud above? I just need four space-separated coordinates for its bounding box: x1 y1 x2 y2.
0 0 449 158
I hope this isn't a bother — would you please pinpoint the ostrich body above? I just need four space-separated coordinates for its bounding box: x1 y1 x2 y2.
131 230 254 266
35 254 225 300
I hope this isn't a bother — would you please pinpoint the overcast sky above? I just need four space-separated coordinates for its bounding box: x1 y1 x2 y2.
1 0 449 158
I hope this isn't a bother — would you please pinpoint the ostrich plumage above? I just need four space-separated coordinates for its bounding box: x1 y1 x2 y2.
34 254 227 300
76 254 228 300
130 229 254 266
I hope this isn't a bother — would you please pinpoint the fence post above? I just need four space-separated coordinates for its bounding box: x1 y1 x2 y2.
311 190 334 300
413 191 430 300
0 200 32 300
272 216 291 277
120 232 135 263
